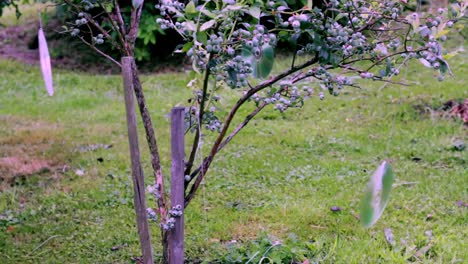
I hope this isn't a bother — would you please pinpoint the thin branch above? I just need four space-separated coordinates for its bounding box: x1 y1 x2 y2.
373 77 409 86
127 0 144 53
403 24 412 52
365 47 427 72
97 1 126 54
113 0 126 35
290 71 312 84
369 27 407 32
78 36 121 67
63 0 122 52
217 102 267 152
377 56 412 90
185 129 200 179
356 13 379 32
113 0 131 55
185 40 418 200
186 103 274 186
61 0 80 10
185 54 213 178
291 48 297 69
184 55 320 206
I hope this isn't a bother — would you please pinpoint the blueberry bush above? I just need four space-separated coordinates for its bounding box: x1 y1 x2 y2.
51 0 468 263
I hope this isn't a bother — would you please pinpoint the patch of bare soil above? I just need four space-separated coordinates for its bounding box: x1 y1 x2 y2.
414 98 468 126
445 99 468 125
0 156 51 178
0 116 71 188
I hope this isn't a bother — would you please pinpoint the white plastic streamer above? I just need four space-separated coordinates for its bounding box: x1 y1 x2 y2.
38 26 54 96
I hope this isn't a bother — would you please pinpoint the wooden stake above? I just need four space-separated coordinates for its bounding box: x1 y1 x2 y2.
169 107 185 264
121 56 154 264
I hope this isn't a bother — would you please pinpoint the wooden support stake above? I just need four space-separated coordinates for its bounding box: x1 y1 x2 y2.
121 56 154 264
169 107 185 264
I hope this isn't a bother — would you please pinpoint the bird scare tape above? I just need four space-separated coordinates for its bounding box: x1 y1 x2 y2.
38 26 54 96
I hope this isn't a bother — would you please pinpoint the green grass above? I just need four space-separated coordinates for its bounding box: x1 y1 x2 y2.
0 50 467 264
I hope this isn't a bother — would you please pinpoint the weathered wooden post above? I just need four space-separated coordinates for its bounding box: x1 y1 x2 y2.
121 56 154 264
168 107 185 264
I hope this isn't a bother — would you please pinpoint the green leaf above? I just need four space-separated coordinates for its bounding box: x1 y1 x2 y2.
185 21 197 31
242 44 275 79
385 59 392 76
249 6 261 20
360 161 394 228
185 1 196 15
335 13 348 22
181 42 194 53
289 33 300 47
319 48 329 61
200 8 217 19
437 57 453 76
142 33 156 45
225 5 243 11
196 31 207 45
200 20 216 31
257 45 275 79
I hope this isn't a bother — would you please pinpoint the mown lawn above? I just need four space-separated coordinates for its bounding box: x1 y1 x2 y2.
0 45 467 263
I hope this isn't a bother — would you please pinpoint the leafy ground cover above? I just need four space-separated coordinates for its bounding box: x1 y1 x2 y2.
0 52 466 262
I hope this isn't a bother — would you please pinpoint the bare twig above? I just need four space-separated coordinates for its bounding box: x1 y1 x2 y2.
78 36 121 66
26 235 61 257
